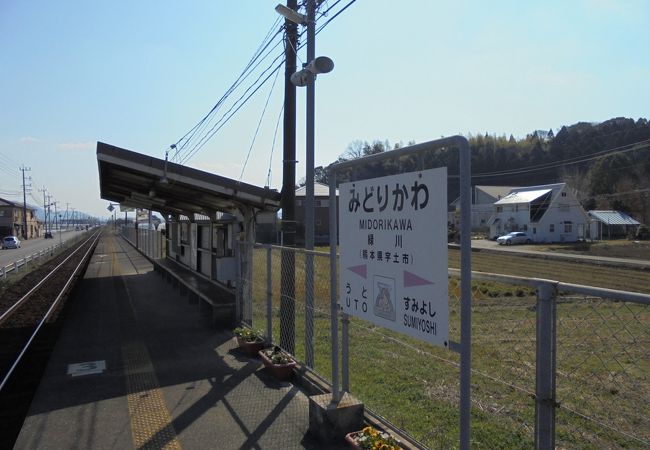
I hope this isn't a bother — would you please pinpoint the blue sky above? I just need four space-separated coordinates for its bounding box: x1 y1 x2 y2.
1 0 648 218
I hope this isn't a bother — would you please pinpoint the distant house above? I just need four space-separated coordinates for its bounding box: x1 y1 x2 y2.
449 185 518 230
488 183 589 243
0 197 42 239
295 182 338 245
588 210 641 240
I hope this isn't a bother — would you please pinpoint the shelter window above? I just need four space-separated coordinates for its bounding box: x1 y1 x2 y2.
564 222 573 233
549 224 555 233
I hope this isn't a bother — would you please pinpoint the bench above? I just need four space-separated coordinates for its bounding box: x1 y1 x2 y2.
153 258 236 327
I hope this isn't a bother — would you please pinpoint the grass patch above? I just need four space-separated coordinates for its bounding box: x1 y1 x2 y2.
246 246 649 449
536 239 650 260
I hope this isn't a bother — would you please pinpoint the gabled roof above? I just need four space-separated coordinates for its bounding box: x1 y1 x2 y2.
475 186 518 202
295 182 336 197
494 188 552 205
493 183 566 205
588 210 641 226
0 197 39 211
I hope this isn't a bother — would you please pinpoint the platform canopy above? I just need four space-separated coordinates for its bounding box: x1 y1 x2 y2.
97 142 280 218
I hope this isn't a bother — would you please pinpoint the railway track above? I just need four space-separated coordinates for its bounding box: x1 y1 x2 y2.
0 230 101 448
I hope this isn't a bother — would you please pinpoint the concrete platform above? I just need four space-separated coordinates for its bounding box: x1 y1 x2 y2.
15 233 344 449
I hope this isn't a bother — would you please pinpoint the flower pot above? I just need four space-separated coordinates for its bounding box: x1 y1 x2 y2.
345 432 363 450
235 337 266 356
345 428 402 450
258 350 297 381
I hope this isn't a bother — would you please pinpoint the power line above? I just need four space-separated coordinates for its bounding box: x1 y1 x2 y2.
174 32 285 161
446 139 650 180
171 0 357 166
316 0 357 33
179 38 287 162
266 104 285 187
172 18 284 162
180 59 286 165
239 65 282 181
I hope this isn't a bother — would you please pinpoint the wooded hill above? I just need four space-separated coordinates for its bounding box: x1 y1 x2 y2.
317 117 650 224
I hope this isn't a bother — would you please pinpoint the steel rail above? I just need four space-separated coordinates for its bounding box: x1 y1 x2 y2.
0 231 101 392
0 231 99 325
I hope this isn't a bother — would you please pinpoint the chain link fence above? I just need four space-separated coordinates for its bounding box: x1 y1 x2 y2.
554 290 649 448
237 243 649 449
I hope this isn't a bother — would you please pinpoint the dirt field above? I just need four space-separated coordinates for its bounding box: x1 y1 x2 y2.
540 239 650 260
448 247 650 294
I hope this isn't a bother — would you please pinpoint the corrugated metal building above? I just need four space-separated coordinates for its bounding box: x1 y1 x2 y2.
588 210 641 239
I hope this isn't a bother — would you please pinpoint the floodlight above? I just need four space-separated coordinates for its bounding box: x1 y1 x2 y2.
275 4 307 25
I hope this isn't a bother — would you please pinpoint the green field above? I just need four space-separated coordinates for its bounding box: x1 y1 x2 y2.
246 246 649 449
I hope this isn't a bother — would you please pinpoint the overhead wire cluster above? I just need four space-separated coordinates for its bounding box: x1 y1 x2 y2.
0 151 22 197
167 0 358 182
447 138 650 180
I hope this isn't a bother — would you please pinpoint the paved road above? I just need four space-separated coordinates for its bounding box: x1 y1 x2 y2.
0 229 90 269
463 238 650 268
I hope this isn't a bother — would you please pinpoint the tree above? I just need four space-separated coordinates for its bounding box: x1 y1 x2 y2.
341 140 365 160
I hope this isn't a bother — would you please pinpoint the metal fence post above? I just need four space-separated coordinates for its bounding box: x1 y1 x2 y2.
535 281 558 450
329 171 340 402
266 245 273 343
305 250 315 367
342 313 350 392
235 242 242 323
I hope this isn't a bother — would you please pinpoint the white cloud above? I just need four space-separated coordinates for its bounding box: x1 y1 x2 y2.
20 136 43 143
57 141 95 152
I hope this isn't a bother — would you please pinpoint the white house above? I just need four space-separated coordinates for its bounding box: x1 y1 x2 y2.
449 185 517 230
488 183 589 243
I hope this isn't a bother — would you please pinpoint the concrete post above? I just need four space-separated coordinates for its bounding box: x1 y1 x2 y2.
535 281 558 449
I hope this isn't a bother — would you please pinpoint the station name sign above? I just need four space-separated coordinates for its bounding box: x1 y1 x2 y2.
339 167 449 347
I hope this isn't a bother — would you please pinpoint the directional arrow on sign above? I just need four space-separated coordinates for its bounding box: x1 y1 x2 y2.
403 270 434 287
347 264 367 279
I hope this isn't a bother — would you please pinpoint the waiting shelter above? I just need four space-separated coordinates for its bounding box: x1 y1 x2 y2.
96 142 281 325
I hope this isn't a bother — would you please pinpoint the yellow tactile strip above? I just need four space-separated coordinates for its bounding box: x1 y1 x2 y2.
123 342 181 450
108 235 181 450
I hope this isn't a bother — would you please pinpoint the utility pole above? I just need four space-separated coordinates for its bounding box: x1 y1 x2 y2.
54 201 62 245
39 187 47 236
280 0 298 354
65 203 70 230
20 166 31 239
46 194 53 234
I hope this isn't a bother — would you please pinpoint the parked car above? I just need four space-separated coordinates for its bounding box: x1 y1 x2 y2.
44 231 53 238
2 236 21 249
496 231 532 245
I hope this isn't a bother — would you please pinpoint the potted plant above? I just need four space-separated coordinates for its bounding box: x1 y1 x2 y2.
233 327 266 356
345 426 402 450
258 346 297 381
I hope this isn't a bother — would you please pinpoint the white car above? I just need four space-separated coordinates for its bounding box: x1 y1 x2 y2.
2 236 21 249
496 232 532 245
